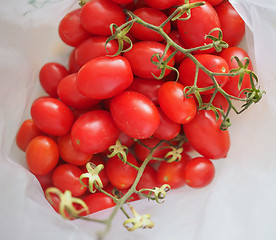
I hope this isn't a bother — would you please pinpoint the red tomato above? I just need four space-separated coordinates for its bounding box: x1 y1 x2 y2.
31 97 74 136
220 47 253 98
52 164 87 197
177 0 220 54
130 7 171 42
118 131 135 148
215 1 245 47
57 73 100 109
124 41 175 79
183 157 215 188
103 184 140 202
205 0 223 6
178 54 229 95
183 110 230 159
75 36 119 67
68 48 81 73
26 136 59 175
110 91 160 139
34 171 53 190
16 119 43 151
80 0 126 36
158 81 197 124
167 30 187 65
144 0 178 10
76 56 133 99
110 0 133 4
39 62 69 98
136 165 159 193
71 110 120 154
58 9 92 47
202 92 229 113
106 153 138 189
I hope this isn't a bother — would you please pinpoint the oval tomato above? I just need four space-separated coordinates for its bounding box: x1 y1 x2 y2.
68 48 81 74
144 0 178 10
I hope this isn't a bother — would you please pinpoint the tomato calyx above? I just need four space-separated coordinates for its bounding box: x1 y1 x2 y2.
107 139 129 164
138 184 171 204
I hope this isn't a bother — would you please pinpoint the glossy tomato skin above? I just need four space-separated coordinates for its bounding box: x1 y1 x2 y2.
71 110 120 154
68 48 81 74
26 136 59 175
76 56 133 99
178 54 229 95
144 0 178 10
110 91 160 139
124 41 175 79
183 157 215 188
177 0 220 54
167 30 187 65
80 0 126 36
183 110 230 159
31 97 74 136
205 0 223 6
158 81 197 124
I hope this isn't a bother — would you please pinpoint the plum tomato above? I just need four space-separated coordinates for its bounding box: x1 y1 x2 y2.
110 91 160 139
183 157 215 188
71 110 120 154
76 56 133 99
26 136 59 175
183 110 230 159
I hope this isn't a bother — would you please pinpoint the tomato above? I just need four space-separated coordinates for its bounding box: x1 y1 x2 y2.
124 41 175 79
205 0 223 6
220 47 253 98
16 119 43 152
158 81 197 124
183 157 215 188
130 7 171 42
52 164 87 197
118 131 135 148
110 91 160 139
167 30 187 65
202 92 229 113
110 0 134 4
76 56 133 99
80 0 126 36
177 0 220 54
31 97 74 136
39 62 69 98
144 0 178 10
68 48 81 74
157 152 191 189
58 9 92 47
57 73 100 109
178 54 229 95
71 110 120 154
26 136 59 175
183 110 230 159
136 165 159 194
34 171 53 190
215 1 245 47
104 184 140 202
105 152 138 189
75 36 119 67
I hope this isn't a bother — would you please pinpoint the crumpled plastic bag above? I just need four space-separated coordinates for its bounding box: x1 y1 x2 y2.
1 0 276 239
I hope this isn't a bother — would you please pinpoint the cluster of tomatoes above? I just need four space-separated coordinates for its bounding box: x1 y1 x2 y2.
16 0 252 217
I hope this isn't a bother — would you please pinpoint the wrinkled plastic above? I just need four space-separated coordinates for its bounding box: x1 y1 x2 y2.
1 0 276 239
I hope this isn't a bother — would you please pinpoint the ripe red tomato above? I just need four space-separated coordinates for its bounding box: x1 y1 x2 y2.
68 48 81 74
110 0 133 4
183 110 230 159
136 165 159 193
124 41 175 79
178 54 229 95
183 157 215 188
158 81 197 124
110 91 160 139
76 56 133 99
39 62 69 98
31 97 74 136
34 171 53 190
26 136 59 175
205 0 223 6
202 92 229 113
167 30 187 65
80 0 126 36
105 153 138 189
144 0 178 10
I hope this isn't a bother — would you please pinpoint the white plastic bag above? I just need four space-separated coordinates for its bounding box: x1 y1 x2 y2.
1 0 276 239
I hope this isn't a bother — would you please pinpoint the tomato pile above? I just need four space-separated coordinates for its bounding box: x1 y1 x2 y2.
15 0 261 232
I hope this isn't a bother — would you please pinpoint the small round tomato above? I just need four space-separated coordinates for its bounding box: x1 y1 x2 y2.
105 152 138 189
110 91 160 139
158 81 197 124
183 157 215 188
26 136 59 175
183 110 230 159
71 110 120 154
76 56 133 99
31 97 74 136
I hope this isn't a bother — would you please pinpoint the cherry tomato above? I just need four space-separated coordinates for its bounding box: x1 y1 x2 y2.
110 91 160 139
183 110 230 159
202 92 229 113
205 0 223 6
136 165 159 193
39 62 69 98
68 48 81 73
110 0 134 4
26 136 59 175
76 56 133 99
158 81 197 124
167 30 187 65
31 97 74 136
118 131 135 148
183 157 215 188
80 0 126 36
34 171 53 190
124 41 175 79
144 0 178 10
71 110 120 154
